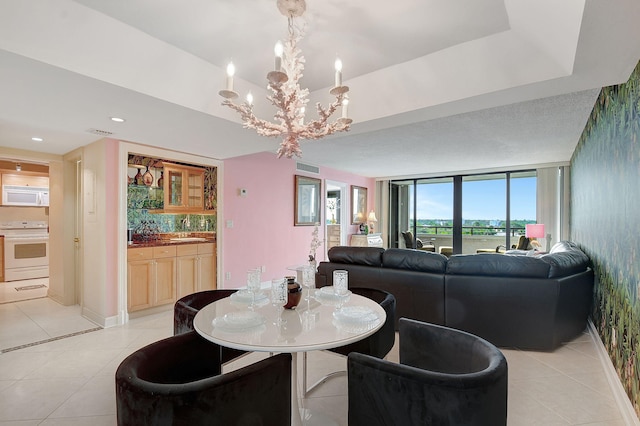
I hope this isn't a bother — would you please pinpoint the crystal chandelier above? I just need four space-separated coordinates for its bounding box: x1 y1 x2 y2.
219 0 352 159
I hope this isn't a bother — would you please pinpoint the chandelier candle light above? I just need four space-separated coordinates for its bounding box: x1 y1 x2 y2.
219 0 352 159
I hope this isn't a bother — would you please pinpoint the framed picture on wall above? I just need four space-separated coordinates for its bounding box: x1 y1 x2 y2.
351 185 367 224
295 175 322 226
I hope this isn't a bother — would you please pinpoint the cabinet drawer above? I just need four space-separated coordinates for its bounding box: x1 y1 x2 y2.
177 244 198 256
153 246 177 259
198 243 215 255
128 247 153 261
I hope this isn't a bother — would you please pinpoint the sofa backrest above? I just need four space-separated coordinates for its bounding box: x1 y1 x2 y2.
446 253 551 278
327 246 384 267
539 250 590 278
382 248 448 274
326 244 589 279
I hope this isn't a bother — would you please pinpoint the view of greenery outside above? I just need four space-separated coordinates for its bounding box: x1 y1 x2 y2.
409 219 536 235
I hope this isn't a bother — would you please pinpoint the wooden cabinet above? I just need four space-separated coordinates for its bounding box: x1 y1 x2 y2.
327 224 341 250
176 243 216 299
152 246 177 306
127 246 177 312
163 163 204 212
127 247 154 312
129 242 216 312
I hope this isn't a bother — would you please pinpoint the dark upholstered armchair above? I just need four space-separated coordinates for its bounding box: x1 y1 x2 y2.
401 231 435 251
348 318 508 426
116 331 291 426
174 289 246 364
304 287 396 395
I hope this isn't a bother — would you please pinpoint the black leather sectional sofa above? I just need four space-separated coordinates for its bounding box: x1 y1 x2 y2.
315 241 594 350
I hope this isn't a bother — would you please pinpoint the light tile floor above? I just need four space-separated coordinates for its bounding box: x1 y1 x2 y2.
0 298 632 425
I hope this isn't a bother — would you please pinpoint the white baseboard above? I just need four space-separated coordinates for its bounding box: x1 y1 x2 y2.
588 320 640 425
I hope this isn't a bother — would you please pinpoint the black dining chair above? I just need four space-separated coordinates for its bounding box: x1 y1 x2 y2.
116 331 292 426
348 318 508 426
174 289 246 363
303 287 396 396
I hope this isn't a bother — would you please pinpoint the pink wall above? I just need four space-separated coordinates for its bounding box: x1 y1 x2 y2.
223 151 375 288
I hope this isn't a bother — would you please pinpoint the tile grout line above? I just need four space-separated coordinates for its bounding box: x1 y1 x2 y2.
1 327 102 353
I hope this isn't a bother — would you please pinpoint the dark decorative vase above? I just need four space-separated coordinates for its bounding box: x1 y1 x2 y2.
284 276 302 309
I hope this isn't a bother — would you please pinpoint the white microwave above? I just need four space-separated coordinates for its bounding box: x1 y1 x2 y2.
2 185 49 207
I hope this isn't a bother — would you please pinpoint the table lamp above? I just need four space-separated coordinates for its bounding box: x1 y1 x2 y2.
367 210 378 233
525 224 545 250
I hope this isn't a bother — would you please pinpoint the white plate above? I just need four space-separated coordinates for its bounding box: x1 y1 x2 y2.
316 287 351 299
229 290 268 304
333 306 379 324
332 318 381 334
212 311 266 331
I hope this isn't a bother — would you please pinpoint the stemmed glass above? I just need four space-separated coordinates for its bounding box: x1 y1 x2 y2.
301 265 316 304
271 278 287 325
247 268 262 309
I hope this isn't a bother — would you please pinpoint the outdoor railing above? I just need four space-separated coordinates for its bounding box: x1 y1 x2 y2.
413 225 525 237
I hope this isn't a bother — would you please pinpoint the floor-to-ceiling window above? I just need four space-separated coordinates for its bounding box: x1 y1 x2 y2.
390 170 536 255
462 173 506 254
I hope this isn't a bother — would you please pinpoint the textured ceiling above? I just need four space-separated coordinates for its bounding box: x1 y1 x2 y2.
0 0 639 178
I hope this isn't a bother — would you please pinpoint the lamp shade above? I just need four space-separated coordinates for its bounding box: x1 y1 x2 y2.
367 211 378 222
525 224 545 239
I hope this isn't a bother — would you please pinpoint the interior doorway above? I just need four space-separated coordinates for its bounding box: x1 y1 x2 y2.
325 180 348 257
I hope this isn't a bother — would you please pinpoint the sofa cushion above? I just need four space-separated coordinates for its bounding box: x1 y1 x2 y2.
382 248 447 273
446 253 550 278
539 250 590 278
549 241 580 253
328 246 384 267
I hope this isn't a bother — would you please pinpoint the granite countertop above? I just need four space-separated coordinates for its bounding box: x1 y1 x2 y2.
128 233 216 248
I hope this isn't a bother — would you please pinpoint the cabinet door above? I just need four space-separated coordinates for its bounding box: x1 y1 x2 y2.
154 257 177 306
197 253 216 291
127 259 153 312
176 255 198 298
185 168 204 209
164 165 184 209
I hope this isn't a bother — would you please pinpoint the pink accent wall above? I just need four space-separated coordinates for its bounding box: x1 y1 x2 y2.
223 151 375 288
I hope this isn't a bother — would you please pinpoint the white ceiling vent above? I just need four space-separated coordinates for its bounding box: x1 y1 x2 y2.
86 128 114 136
296 161 319 174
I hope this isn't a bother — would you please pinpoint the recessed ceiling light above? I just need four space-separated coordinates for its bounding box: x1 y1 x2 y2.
110 117 126 123
31 137 43 142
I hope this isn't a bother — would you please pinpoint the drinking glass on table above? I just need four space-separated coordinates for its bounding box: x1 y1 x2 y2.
271 278 287 325
333 270 349 311
247 268 262 309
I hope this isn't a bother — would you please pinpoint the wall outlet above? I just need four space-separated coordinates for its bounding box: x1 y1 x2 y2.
225 272 231 281
261 265 266 273
226 220 233 228
238 188 247 197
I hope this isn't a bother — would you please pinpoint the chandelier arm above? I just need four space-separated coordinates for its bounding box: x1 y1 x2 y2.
222 100 285 135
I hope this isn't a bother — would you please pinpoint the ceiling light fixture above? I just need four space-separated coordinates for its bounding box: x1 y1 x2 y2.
31 137 43 142
16 163 21 172
110 117 126 123
219 0 352 159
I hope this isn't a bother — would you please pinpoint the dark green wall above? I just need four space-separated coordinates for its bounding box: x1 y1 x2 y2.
571 61 640 415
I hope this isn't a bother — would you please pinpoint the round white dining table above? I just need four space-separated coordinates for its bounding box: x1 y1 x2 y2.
193 288 386 426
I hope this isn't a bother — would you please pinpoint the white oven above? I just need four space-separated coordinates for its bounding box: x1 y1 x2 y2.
1 221 49 281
